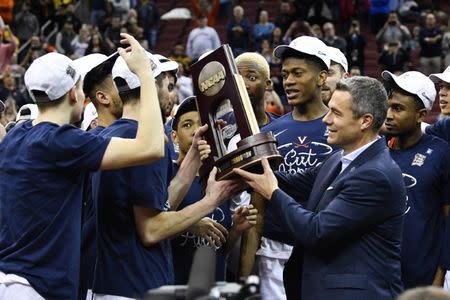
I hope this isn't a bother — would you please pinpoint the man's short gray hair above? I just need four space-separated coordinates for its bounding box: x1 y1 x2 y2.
336 76 387 132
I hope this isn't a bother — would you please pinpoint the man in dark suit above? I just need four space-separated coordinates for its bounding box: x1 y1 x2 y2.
235 76 407 300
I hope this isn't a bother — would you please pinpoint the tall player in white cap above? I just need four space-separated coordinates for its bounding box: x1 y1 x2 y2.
90 50 243 299
321 46 349 106
382 70 450 289
0 33 165 300
249 35 335 300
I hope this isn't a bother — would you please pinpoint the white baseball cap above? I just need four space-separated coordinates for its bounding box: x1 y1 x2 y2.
112 51 162 92
81 102 98 131
154 54 179 75
273 36 330 69
382 70 436 111
429 65 450 84
16 104 39 122
25 52 80 103
73 53 108 80
327 46 348 72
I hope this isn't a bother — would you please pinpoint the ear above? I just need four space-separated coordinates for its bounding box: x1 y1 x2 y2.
264 78 272 91
96 90 109 105
343 72 350 79
416 108 427 124
360 113 374 131
171 130 178 145
317 70 328 87
68 86 78 106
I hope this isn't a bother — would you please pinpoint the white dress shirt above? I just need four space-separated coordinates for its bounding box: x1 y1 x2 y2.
340 137 381 173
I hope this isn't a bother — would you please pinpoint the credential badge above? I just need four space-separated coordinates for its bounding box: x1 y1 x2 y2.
411 153 426 167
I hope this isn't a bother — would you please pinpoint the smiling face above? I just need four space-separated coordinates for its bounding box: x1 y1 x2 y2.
323 90 364 153
438 82 450 116
385 90 425 136
281 57 326 107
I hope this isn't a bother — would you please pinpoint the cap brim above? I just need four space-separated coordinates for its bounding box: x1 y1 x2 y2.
171 96 197 130
381 70 414 94
429 72 450 84
273 44 330 69
160 60 179 74
84 52 119 79
273 45 290 59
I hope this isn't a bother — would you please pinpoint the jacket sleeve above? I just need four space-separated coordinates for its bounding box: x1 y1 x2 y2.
275 163 321 205
270 168 404 252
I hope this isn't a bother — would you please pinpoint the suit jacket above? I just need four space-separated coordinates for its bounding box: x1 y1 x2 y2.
271 138 406 300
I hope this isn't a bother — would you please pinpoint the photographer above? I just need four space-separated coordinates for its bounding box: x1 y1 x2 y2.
376 11 411 50
378 40 410 74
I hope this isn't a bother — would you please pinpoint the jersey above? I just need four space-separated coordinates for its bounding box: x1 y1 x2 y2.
0 120 110 299
79 124 105 298
389 134 450 288
170 164 232 284
92 118 174 298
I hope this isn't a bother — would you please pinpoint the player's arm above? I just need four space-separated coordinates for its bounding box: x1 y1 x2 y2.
134 168 243 246
168 125 210 210
239 193 265 277
225 204 257 253
100 33 165 170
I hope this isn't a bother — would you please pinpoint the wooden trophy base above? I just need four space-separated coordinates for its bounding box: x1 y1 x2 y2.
213 131 282 180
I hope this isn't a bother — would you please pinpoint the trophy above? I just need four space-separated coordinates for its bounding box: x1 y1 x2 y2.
191 45 281 181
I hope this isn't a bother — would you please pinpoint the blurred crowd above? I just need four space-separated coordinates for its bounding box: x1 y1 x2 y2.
0 0 450 126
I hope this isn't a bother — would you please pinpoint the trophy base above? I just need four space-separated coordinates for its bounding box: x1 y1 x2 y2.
214 132 282 180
